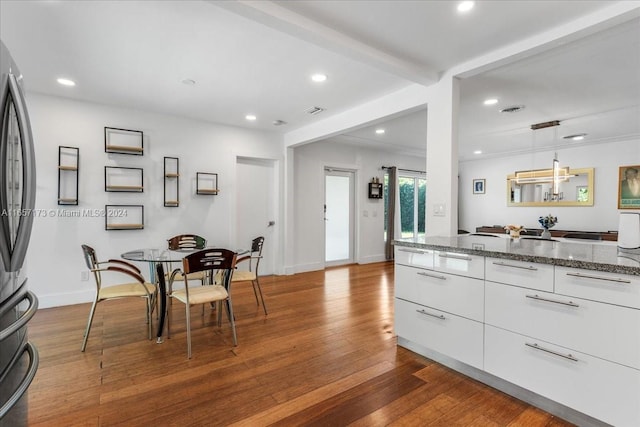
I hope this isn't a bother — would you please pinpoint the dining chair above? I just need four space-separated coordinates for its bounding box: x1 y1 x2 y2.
80 244 157 352
167 234 208 285
167 248 238 358
232 236 267 315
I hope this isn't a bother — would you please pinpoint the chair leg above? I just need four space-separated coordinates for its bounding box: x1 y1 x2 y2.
253 278 268 315
186 303 192 359
81 299 99 352
225 298 237 346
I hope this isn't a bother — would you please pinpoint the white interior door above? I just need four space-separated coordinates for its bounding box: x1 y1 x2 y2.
236 157 276 275
324 168 355 267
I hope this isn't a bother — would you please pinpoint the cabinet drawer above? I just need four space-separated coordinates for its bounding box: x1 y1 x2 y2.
395 298 483 369
434 250 484 279
485 281 640 369
485 257 554 292
485 325 640 427
396 265 483 321
395 246 434 269
555 266 640 309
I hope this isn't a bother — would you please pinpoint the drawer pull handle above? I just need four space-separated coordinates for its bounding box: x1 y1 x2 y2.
398 248 428 254
492 261 538 271
525 342 578 362
416 309 445 320
438 253 472 261
417 272 447 280
526 294 579 308
565 272 631 284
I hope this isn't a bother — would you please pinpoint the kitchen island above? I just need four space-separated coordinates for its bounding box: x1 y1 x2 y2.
393 235 639 427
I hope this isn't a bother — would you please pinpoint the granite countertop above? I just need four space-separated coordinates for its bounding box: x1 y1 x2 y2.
393 235 640 276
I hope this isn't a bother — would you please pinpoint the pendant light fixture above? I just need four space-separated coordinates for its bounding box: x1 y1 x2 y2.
513 120 573 200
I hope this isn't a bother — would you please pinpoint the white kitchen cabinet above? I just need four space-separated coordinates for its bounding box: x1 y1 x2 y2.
486 256 554 292
433 250 484 279
485 325 640 427
555 266 640 309
395 298 484 369
396 264 484 322
485 280 640 369
395 246 434 269
395 240 640 427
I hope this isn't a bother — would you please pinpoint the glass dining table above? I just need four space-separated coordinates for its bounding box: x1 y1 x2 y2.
121 247 246 343
121 248 194 343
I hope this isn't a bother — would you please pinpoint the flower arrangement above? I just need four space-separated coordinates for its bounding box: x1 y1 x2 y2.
538 214 558 230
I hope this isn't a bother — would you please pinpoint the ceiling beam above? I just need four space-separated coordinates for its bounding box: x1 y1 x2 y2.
210 0 439 86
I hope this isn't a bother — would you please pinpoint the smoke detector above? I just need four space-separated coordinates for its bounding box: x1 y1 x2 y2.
499 105 525 113
304 106 326 115
272 120 288 126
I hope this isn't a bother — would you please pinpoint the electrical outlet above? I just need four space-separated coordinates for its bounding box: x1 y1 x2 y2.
81 271 89 281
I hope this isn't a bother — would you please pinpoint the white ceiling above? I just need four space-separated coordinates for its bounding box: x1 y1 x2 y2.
1 1 638 161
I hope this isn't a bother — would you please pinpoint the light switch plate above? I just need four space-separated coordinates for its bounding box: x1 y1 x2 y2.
433 203 446 217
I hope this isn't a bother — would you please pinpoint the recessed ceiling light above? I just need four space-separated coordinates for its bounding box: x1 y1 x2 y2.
474 150 482 154
483 98 498 106
245 114 257 121
563 133 587 141
457 1 474 13
311 74 327 82
181 78 196 86
57 78 75 87
375 129 385 135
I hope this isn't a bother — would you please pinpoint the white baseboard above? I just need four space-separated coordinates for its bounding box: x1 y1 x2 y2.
357 254 387 264
36 289 93 309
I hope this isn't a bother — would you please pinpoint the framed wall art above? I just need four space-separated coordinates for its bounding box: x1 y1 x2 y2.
618 165 640 209
473 178 485 194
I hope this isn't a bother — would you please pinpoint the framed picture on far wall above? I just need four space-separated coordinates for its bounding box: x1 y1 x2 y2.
473 179 485 194
618 165 640 209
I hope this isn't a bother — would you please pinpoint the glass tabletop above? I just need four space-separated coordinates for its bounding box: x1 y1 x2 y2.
121 247 248 262
121 248 200 263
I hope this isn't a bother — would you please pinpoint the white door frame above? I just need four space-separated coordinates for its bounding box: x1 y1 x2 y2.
324 166 357 267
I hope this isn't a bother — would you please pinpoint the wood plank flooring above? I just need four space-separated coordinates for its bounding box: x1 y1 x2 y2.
26 262 574 426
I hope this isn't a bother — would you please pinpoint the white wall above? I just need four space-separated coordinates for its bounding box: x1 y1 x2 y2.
458 138 640 233
25 93 282 308
292 140 424 273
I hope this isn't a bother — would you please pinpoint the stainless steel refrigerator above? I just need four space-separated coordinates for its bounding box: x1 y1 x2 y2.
0 39 39 426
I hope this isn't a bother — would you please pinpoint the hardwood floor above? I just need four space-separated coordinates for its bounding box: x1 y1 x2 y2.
26 262 574 426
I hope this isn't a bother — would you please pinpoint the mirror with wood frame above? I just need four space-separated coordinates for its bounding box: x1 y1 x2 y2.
506 167 594 207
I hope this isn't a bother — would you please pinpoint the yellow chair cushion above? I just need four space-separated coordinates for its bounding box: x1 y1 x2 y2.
98 282 156 300
171 285 228 305
170 270 206 282
231 271 256 282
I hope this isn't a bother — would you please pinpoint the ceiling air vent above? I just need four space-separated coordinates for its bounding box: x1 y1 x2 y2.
272 120 287 126
499 105 525 113
304 106 326 115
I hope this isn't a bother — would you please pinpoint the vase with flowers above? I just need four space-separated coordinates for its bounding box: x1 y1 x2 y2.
538 214 558 239
504 224 526 238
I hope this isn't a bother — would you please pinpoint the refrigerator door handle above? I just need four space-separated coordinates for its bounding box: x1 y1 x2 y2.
0 289 38 342
5 72 36 272
0 341 39 419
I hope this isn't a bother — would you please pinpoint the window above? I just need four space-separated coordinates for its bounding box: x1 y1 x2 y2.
384 172 426 240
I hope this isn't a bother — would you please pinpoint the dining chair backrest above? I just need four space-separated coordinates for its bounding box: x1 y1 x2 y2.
81 244 101 287
248 236 264 273
183 248 237 288
167 234 207 251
